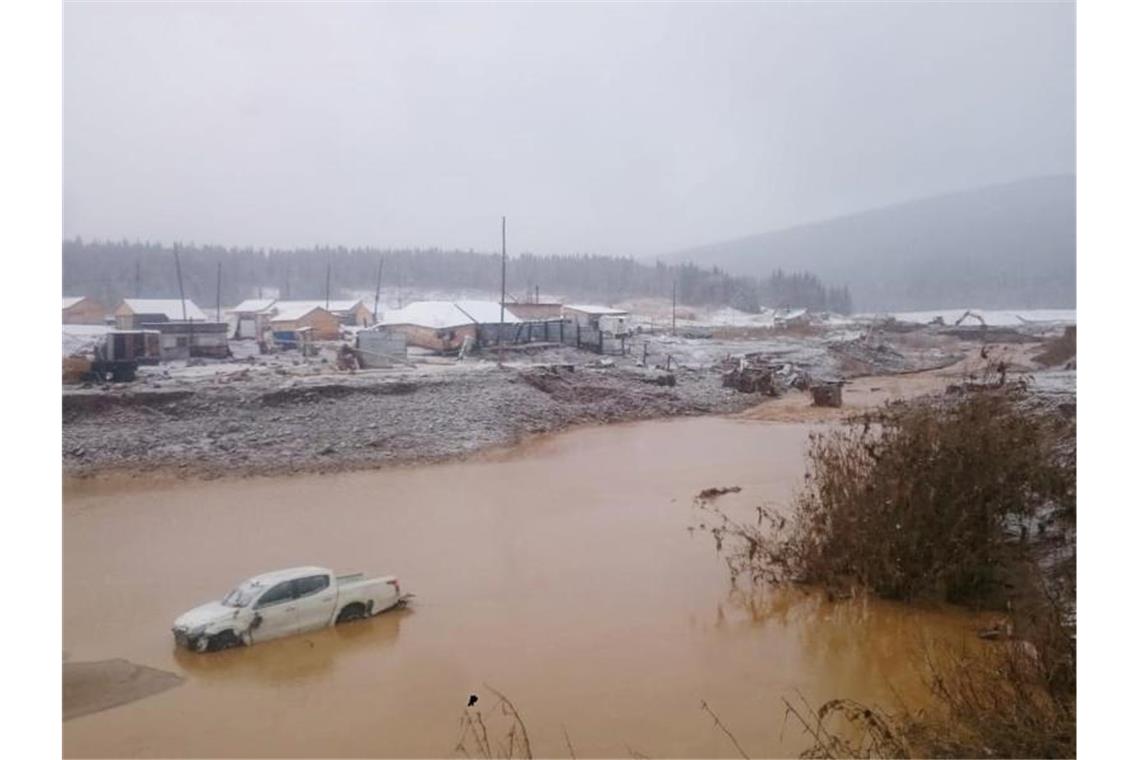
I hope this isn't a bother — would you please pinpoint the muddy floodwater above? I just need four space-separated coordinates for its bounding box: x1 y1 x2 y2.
64 416 983 758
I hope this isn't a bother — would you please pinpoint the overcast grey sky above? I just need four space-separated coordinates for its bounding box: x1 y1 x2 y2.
64 1 1074 257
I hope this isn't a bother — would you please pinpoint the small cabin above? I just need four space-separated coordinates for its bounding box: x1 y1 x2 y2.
227 298 278 340
326 299 375 328
377 300 523 352
62 296 107 325
141 321 230 360
268 303 341 342
114 298 208 329
562 304 631 336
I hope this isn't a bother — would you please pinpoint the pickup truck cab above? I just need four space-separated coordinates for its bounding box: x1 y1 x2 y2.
172 566 410 652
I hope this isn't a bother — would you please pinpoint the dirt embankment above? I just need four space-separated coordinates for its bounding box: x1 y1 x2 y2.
62 331 1066 480
62 363 756 479
738 343 1066 424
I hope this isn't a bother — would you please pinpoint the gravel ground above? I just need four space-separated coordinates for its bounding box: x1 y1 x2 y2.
61 328 979 480
63 360 760 479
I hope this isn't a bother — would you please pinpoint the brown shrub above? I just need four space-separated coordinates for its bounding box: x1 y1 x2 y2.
699 388 1075 606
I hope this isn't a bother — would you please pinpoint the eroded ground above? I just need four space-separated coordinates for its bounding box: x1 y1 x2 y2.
61 323 1049 480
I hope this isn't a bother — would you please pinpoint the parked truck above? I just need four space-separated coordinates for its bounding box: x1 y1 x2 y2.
172 566 411 652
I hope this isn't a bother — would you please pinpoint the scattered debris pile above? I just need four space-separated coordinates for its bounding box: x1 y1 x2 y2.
1033 325 1076 368
721 354 811 395
810 381 844 408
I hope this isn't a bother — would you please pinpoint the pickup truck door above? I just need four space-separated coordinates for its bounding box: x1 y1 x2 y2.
293 574 337 633
250 580 299 643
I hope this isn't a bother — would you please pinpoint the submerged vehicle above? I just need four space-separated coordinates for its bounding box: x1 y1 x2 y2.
172 566 411 652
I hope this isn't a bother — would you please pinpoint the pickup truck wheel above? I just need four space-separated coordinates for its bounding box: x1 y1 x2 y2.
335 603 367 624
213 630 242 650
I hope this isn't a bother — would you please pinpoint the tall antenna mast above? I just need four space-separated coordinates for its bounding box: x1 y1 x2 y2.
173 243 187 321
372 255 384 325
499 216 507 345
325 258 331 310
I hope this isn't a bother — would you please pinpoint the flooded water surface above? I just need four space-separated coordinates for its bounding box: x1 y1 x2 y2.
64 417 982 758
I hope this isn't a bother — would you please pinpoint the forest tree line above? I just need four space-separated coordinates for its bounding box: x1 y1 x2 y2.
62 239 854 314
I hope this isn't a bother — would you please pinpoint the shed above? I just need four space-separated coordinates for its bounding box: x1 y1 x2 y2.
141 321 230 360
268 303 341 341
378 300 522 352
327 299 375 327
355 328 408 368
563 304 631 336
227 298 278 340
114 299 208 329
63 296 107 325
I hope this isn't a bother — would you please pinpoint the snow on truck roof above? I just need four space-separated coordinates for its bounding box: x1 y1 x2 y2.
120 298 208 321
244 566 331 586
378 300 521 329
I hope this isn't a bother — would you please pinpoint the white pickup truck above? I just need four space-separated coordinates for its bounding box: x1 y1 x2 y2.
172 566 411 652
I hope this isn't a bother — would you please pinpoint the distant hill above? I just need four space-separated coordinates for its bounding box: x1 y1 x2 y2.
665 176 1075 312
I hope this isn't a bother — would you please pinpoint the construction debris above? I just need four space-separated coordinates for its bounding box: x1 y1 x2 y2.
810 381 844 408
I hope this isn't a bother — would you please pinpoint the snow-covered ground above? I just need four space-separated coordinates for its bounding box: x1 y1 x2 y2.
881 308 1076 326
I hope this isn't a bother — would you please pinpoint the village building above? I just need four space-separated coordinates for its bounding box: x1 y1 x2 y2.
504 301 564 320
147 321 230 360
377 300 523 352
111 300 229 360
226 298 279 340
562 304 632 336
268 303 341 343
326 299 375 327
269 299 374 330
62 296 107 325
113 298 209 329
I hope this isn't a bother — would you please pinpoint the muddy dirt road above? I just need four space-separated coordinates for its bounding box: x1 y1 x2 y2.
63 416 985 758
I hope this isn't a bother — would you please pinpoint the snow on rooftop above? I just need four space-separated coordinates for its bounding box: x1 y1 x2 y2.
453 300 521 324
229 298 277 313
121 298 208 321
62 296 85 309
563 304 629 315
378 300 520 329
269 301 329 322
271 299 365 316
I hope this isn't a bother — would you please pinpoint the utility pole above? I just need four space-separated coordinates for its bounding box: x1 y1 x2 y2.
535 284 540 304
672 280 677 336
325 259 331 310
372 256 384 325
173 244 187 321
215 261 222 322
134 260 141 298
499 216 506 346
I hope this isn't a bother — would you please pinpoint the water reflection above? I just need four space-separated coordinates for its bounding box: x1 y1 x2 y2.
172 607 410 685
715 584 984 706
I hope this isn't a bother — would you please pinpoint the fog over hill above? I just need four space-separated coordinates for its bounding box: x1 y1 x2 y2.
666 175 1075 312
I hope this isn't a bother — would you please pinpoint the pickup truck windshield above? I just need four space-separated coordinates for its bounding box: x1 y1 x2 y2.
221 582 260 608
